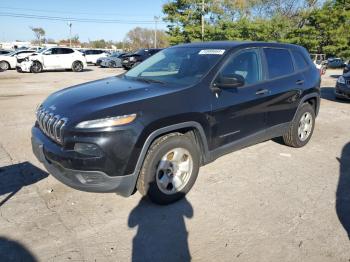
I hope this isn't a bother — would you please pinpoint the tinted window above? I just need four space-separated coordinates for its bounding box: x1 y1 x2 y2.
219 49 261 85
57 48 74 54
264 48 294 78
50 48 59 55
292 50 308 70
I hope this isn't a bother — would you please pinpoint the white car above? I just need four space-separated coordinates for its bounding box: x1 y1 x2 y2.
18 47 87 73
0 50 36 71
83 49 108 64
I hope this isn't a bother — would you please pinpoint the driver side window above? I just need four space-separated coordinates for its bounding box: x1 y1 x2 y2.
218 48 262 86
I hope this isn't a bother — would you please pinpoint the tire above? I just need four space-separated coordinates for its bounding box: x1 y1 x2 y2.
109 61 116 68
137 133 200 205
0 61 10 71
72 61 84 72
122 65 128 70
30 61 42 73
283 103 315 148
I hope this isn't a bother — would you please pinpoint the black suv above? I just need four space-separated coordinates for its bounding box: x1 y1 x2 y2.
32 42 320 204
122 48 162 70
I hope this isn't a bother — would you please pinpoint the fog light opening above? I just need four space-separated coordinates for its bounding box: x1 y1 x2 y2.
74 143 103 157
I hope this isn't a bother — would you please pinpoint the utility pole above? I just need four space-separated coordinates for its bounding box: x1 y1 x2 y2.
154 16 159 48
201 0 205 41
68 22 72 47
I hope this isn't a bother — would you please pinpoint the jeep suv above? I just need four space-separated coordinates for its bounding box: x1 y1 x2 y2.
31 42 320 204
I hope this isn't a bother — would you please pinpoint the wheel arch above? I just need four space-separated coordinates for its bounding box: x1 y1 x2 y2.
126 121 210 195
294 93 320 121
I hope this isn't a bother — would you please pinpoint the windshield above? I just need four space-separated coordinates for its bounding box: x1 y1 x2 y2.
6 51 17 56
125 47 226 85
36 48 47 53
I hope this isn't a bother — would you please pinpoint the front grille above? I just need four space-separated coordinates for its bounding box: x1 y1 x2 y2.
36 107 67 144
346 80 350 86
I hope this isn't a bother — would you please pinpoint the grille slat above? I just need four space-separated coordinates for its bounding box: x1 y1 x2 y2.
36 107 67 144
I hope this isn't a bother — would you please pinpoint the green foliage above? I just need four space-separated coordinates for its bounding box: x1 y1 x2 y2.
163 0 350 59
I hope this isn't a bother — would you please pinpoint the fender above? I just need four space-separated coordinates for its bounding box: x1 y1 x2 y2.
125 121 209 195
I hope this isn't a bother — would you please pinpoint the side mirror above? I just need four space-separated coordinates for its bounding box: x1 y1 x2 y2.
214 74 245 89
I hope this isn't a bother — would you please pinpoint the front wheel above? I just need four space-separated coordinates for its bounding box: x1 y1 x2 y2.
283 103 315 148
30 61 42 73
137 133 200 205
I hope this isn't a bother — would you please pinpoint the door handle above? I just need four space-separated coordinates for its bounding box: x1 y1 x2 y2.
255 89 269 95
296 80 304 85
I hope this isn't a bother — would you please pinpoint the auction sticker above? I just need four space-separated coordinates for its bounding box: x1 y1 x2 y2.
199 49 225 55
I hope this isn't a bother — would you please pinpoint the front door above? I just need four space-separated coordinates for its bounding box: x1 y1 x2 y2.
210 48 268 150
42 48 61 69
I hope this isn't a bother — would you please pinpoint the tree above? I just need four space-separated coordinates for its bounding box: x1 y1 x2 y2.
125 27 169 50
30 27 45 46
162 0 350 59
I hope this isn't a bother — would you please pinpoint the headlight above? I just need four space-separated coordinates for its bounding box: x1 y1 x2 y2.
129 57 136 62
75 114 137 129
337 76 346 84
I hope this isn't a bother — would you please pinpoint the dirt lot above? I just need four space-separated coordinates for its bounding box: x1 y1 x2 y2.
0 67 349 262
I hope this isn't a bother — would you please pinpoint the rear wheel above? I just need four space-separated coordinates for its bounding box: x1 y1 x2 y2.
137 133 200 205
72 61 84 72
30 61 42 73
0 61 10 71
283 103 315 147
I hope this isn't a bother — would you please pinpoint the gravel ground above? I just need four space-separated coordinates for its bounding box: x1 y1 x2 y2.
0 67 349 262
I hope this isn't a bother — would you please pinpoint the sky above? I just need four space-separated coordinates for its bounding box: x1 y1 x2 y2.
0 0 168 42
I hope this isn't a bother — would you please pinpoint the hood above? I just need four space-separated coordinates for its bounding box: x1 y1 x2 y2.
41 76 179 125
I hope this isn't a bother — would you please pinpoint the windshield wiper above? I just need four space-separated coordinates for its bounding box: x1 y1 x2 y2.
134 77 165 84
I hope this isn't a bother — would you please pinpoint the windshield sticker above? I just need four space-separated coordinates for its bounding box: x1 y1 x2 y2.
198 49 225 55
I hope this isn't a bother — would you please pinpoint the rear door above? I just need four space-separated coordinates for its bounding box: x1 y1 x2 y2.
58 48 75 68
262 48 304 129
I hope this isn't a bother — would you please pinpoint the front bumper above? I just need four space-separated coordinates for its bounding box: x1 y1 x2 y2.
17 61 32 72
31 127 138 196
335 83 350 99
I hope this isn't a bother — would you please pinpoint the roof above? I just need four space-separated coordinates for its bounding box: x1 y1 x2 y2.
174 41 301 50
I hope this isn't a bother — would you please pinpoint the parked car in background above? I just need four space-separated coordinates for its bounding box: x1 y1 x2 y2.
17 47 87 73
0 50 11 55
335 73 350 100
343 62 350 74
99 52 126 68
32 41 320 205
327 57 344 68
122 48 162 70
82 49 108 65
310 53 327 75
0 49 36 71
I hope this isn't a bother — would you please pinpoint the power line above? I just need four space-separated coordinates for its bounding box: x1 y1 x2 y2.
0 12 166 25
0 6 157 17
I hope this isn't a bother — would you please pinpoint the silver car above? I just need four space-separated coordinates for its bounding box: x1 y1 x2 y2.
99 52 126 68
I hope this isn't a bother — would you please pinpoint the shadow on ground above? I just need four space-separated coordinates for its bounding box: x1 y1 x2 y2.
330 74 342 79
0 237 37 262
128 197 193 262
321 87 350 103
0 162 48 207
336 142 350 240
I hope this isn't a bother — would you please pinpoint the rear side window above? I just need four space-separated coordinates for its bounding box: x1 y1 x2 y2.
264 48 294 79
292 50 309 70
58 48 74 54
